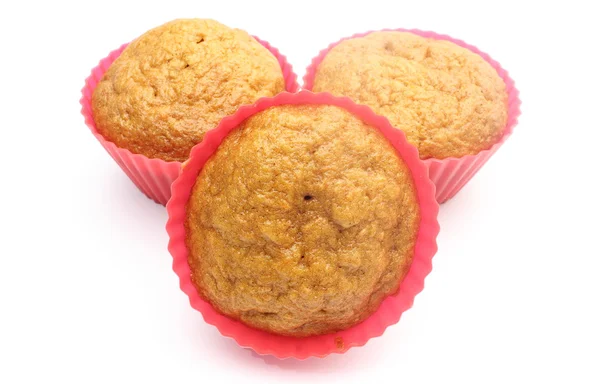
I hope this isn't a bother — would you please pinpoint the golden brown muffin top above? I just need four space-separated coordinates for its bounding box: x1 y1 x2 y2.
92 19 285 162
185 104 420 336
312 31 508 159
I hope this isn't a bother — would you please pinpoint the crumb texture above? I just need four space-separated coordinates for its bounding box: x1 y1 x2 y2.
313 31 508 159
185 105 420 336
92 19 285 162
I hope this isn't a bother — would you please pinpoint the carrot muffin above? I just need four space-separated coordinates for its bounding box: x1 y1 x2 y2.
311 31 508 159
92 19 285 162
185 104 420 337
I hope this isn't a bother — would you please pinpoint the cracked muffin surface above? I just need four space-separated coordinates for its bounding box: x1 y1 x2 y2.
312 31 508 159
185 104 420 336
92 19 285 162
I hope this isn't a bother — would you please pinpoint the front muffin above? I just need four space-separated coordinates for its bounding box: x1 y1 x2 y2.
185 104 420 337
92 19 285 162
312 31 508 159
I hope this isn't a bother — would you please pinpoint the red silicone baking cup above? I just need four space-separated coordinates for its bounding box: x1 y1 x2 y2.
80 37 299 205
303 29 522 204
166 90 440 359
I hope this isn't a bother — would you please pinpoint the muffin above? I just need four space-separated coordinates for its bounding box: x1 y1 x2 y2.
311 31 508 159
92 19 286 162
184 104 421 337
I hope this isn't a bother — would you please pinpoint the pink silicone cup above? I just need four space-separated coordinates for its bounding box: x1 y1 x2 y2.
80 37 299 205
303 29 522 204
166 90 440 359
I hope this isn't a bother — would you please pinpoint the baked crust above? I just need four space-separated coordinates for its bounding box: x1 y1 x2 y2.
313 31 507 159
185 105 420 336
92 19 285 162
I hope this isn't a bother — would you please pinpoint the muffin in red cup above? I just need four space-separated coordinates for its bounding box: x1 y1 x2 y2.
166 91 439 358
81 18 298 205
304 29 521 203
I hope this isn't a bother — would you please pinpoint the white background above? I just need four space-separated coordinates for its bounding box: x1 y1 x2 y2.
1 0 599 383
